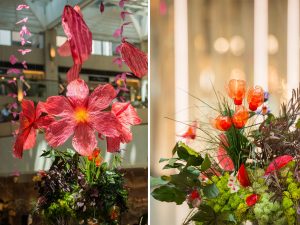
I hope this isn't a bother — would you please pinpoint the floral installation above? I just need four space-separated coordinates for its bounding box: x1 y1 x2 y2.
151 79 300 225
13 4 143 225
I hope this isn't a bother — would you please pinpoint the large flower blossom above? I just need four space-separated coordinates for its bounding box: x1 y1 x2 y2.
13 99 54 159
44 79 121 156
106 102 141 152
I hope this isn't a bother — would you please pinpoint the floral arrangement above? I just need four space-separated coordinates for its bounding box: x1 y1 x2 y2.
151 79 300 225
12 4 145 225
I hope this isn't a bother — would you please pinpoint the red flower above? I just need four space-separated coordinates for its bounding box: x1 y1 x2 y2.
44 79 121 156
227 79 246 105
13 100 54 159
232 106 249 129
95 157 102 167
92 148 101 158
247 86 264 111
186 189 202 208
106 102 141 153
265 155 293 176
246 194 260 206
181 121 197 140
237 164 251 187
212 115 232 131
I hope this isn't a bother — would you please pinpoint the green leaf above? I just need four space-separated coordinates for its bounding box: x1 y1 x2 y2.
190 206 237 225
201 154 211 172
151 185 186 205
190 205 216 223
186 166 201 176
203 183 219 199
163 163 184 170
150 176 169 187
296 119 300 128
170 170 200 190
159 158 169 163
172 142 203 166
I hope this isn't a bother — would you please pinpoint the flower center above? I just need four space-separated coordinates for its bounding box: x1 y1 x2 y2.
74 107 89 123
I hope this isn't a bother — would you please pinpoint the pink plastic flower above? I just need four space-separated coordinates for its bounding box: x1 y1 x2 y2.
106 102 141 153
13 100 54 159
44 79 121 156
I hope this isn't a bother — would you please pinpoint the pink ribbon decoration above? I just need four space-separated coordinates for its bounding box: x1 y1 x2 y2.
113 57 123 68
113 22 131 38
7 68 21 74
22 61 28 69
119 0 128 8
9 55 18 65
16 4 30 10
120 11 131 20
100 1 105 13
16 17 28 25
59 5 92 82
18 49 32 55
19 25 31 37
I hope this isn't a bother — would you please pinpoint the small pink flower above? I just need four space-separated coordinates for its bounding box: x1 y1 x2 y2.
44 79 122 156
16 4 30 10
106 102 141 152
16 17 28 25
9 55 18 65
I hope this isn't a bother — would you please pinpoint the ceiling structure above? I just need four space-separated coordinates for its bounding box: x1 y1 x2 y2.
0 0 148 43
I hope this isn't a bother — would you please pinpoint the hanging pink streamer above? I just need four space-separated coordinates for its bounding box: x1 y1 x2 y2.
18 49 32 55
19 25 31 37
22 61 28 69
7 68 21 75
16 4 30 10
119 0 128 8
100 1 105 13
113 22 131 38
113 57 123 68
9 55 18 65
16 17 28 25
120 11 131 20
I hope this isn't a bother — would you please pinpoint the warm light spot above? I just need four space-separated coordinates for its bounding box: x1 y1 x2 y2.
199 68 215 93
214 37 229 54
1 77 4 80
74 108 89 123
230 36 245 56
13 77 17 81
230 68 246 80
268 34 279 55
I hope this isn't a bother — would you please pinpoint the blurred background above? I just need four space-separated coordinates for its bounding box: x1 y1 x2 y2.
150 0 300 224
0 0 148 224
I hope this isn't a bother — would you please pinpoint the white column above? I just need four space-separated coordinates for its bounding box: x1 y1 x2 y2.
174 0 189 224
254 0 268 90
287 0 299 99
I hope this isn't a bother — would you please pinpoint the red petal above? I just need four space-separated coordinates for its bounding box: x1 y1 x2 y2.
72 124 97 156
246 194 260 206
181 121 197 140
62 5 92 65
90 112 121 138
67 64 81 83
217 146 234 171
112 102 141 126
21 99 35 123
237 164 251 187
58 40 71 57
265 155 293 175
23 127 36 150
120 41 148 78
106 137 121 153
13 127 31 159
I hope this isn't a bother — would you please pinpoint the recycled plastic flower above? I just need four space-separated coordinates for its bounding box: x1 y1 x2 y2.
106 102 141 152
247 86 264 111
13 100 54 159
44 79 122 156
227 79 246 105
232 106 249 129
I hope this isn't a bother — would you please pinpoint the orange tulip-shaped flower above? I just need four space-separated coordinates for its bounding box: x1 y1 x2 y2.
247 86 264 111
232 106 249 129
212 115 232 131
227 79 246 105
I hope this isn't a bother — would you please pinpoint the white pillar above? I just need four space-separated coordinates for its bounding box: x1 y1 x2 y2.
287 0 299 99
254 0 268 90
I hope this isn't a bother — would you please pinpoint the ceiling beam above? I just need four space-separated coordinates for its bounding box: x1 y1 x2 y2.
46 0 96 29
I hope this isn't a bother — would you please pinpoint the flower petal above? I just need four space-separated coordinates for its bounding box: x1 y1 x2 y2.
21 99 35 122
23 127 36 150
88 84 116 113
72 124 97 156
106 137 121 153
90 112 121 138
66 79 89 101
13 127 31 159
45 118 75 147
44 96 73 117
265 155 293 175
112 102 141 125
35 115 54 129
